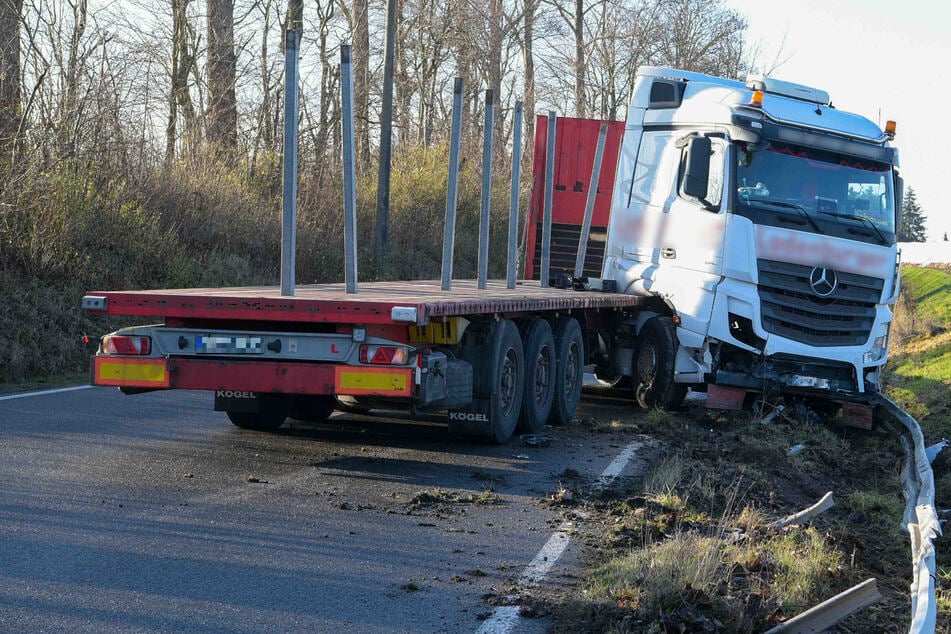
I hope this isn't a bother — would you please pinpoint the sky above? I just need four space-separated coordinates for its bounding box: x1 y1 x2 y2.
725 0 951 243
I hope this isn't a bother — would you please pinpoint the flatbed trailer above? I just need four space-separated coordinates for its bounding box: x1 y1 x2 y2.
83 279 643 326
84 280 653 443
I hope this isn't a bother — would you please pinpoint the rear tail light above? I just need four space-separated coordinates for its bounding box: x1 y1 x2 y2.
359 345 408 365
102 335 151 355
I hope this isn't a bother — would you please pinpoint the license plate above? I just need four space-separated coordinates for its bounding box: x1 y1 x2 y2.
788 375 830 389
196 335 264 354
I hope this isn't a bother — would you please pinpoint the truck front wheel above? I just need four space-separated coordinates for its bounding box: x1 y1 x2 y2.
633 317 687 409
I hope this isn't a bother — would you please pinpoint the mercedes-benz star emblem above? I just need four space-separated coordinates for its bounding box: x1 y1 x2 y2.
809 266 838 297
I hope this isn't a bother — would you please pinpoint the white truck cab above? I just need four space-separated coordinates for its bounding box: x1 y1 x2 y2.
603 66 901 406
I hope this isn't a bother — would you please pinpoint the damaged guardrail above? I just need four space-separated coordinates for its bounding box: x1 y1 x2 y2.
879 396 943 634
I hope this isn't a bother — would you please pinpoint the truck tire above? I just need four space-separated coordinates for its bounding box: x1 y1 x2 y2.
518 318 555 434
632 317 687 409
486 320 525 443
289 395 335 423
226 396 289 431
550 316 584 426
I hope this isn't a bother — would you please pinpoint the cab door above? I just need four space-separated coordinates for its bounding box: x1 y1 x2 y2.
647 133 728 337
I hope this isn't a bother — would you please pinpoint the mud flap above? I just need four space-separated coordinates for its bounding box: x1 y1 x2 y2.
448 398 492 437
214 389 261 413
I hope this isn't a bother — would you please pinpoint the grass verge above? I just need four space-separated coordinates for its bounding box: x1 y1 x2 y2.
550 267 949 633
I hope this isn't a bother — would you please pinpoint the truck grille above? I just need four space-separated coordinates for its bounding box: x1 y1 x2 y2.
756 259 883 347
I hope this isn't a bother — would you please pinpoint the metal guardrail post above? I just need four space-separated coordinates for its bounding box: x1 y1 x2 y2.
540 111 556 287
280 27 301 296
507 101 523 289
574 122 608 279
477 89 495 290
341 45 359 294
441 78 463 292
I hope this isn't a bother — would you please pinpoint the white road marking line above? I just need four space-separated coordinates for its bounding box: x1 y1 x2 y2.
476 440 643 634
0 385 93 402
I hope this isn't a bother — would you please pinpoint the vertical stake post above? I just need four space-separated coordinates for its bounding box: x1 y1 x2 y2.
507 101 523 289
341 45 359 294
477 89 495 290
280 26 301 296
574 122 608 279
540 111 557 288
441 77 464 292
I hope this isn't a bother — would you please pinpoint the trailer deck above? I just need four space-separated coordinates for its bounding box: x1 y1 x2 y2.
84 279 645 326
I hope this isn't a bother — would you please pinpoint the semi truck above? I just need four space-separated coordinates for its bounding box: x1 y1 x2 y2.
83 66 903 442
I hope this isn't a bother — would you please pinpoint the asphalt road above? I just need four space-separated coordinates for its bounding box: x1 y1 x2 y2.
0 386 651 633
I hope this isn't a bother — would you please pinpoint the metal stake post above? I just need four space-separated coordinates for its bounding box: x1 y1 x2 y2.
540 111 557 287
506 101 523 289
441 78 464 291
574 122 608 279
477 90 494 290
341 45 359 294
279 26 301 296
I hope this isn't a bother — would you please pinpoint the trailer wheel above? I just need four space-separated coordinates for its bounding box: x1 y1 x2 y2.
226 396 289 431
550 316 584 426
486 320 525 443
518 318 555 434
289 395 335 423
633 317 687 409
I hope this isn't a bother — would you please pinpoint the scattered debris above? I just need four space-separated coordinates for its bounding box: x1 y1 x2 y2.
520 434 553 447
772 492 836 529
247 475 268 483
400 580 421 592
787 444 806 456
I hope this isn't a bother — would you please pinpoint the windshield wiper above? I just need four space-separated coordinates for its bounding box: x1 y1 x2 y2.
744 198 823 234
817 210 889 245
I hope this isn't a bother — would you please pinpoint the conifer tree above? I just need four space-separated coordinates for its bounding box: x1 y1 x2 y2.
898 186 927 242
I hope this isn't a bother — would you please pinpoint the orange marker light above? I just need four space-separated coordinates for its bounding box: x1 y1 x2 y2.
750 90 764 107
885 120 897 138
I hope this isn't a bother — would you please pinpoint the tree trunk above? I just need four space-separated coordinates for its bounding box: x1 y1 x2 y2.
206 0 237 151
573 0 585 118
521 0 536 174
350 0 370 168
0 0 23 159
166 0 194 164
487 0 503 153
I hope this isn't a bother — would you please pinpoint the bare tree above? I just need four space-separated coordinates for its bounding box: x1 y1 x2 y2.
0 0 23 159
166 0 198 163
655 0 746 77
206 0 237 150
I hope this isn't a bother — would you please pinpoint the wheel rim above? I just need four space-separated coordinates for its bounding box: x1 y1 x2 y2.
500 348 519 416
564 341 580 401
534 345 552 405
637 341 657 387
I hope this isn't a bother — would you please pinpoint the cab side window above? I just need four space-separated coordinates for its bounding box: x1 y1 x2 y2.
630 131 677 206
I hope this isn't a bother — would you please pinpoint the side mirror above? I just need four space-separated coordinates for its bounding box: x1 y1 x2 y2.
683 136 711 199
894 172 904 235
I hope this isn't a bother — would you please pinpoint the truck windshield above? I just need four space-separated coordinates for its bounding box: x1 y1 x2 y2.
734 141 895 243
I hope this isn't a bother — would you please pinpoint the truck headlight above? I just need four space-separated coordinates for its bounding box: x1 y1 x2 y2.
863 326 889 364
